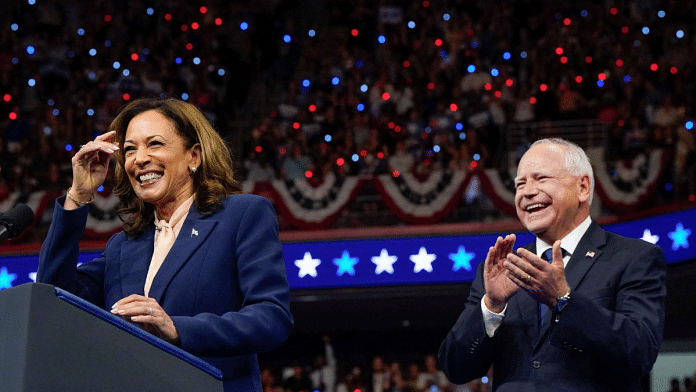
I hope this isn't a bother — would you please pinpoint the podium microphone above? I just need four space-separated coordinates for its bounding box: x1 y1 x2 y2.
0 204 35 243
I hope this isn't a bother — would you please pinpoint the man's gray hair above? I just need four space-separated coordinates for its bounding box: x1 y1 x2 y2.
529 138 594 205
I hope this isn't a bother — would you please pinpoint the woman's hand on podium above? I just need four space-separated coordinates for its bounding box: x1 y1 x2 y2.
111 294 181 346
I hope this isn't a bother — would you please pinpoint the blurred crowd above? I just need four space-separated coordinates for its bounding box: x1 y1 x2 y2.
1 0 696 212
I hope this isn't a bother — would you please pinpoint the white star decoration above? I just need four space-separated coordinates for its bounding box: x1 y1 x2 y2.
410 247 436 273
640 229 659 244
372 249 398 275
295 252 321 278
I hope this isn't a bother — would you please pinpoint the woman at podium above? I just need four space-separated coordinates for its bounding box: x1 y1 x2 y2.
37 98 293 392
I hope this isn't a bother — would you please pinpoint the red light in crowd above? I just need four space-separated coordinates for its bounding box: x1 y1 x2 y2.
555 47 564 55
615 59 624 67
3 94 10 102
421 132 428 140
337 158 345 166
403 60 410 68
560 56 568 64
305 171 313 178
618 119 625 127
360 150 367 157
650 63 658 71
450 103 458 111
484 83 492 90
270 111 277 117
392 170 400 177
598 73 607 81
200 6 208 14
494 90 502 98
131 53 139 61
466 29 474 37
422 1 430 7
186 43 194 50
215 18 222 26
308 104 317 112
181 25 188 32
689 194 695 202
394 125 401 132
104 15 112 22
382 92 390 100
529 97 537 104
388 122 395 129
293 122 300 130
351 29 359 37
435 39 443 47
610 7 618 15
427 83 435 90
122 93 130 101
9 112 17 120
563 18 571 26
279 147 287 155
585 56 593 64
191 22 200 30
540 84 548 92
469 161 478 168
377 152 384 159
255 146 262 153
621 26 629 34
670 67 678 74
575 75 583 83
505 79 513 87
164 13 172 21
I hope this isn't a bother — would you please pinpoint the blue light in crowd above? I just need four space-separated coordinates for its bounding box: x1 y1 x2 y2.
658 10 666 18
181 93 189 101
676 30 685 39
481 377 489 384
685 121 694 130
357 103 365 112
520 51 528 58
459 132 466 140
308 29 316 37
624 75 631 83
471 41 479 49
26 46 35 55
490 68 499 77
597 80 604 88
12 58 18 65
554 13 561 20
360 84 368 92
581 10 588 17
89 48 97 56
443 14 450 21
433 145 441 152
105 40 112 47
665 183 673 191
467 65 476 73
634 40 641 47
68 51 74 58
98 185 104 192
356 60 363 67
352 154 359 162
642 27 650 35
65 144 73 152
43 126 51 135
193 57 201 65
11 24 18 31
503 52 511 60
408 21 416 29
48 99 55 106
218 68 225 76
240 22 249 31
378 35 386 44
455 122 463 131
113 61 120 69
52 109 59 116
302 79 311 87
473 154 480 161
28 0 36 4
143 48 150 55
28 79 36 86
324 134 332 142
77 28 85 36
283 35 291 43
146 8 154 16
332 77 340 85
122 69 130 76
175 57 182 65
425 127 432 134
87 109 95 116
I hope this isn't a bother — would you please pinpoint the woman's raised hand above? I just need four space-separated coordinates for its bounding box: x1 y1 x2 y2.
67 130 119 208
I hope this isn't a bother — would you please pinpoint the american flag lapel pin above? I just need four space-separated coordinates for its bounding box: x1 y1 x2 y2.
191 228 198 237
585 251 595 258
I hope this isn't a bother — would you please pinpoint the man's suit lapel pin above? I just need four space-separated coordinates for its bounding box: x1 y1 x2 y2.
191 228 198 237
585 251 595 258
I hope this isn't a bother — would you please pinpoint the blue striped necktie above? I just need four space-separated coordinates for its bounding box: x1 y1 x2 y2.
538 249 554 329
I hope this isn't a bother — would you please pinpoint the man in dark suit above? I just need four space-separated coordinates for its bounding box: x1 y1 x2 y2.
439 138 666 391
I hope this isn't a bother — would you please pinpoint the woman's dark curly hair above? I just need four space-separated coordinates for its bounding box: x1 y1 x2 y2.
110 98 241 237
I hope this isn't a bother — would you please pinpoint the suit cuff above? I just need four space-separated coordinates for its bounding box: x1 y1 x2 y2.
481 295 506 337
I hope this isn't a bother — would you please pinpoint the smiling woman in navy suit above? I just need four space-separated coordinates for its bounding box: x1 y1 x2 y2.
38 98 293 392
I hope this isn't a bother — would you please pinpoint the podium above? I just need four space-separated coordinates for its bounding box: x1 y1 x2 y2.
0 283 224 391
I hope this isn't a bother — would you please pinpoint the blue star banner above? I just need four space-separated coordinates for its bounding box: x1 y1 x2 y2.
1 207 694 291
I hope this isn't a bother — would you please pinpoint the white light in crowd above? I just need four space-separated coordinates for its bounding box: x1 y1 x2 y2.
77 28 85 36
360 84 368 92
28 79 36 86
89 48 97 56
324 134 332 142
408 21 416 29
113 61 121 69
87 109 95 116
676 30 684 39
181 93 189 101
122 69 130 76
308 29 316 37
658 10 666 18
28 0 36 4
352 154 359 162
433 145 440 152
642 27 650 35
443 14 450 21
43 126 52 135
193 57 201 65
473 154 480 161
11 24 18 31
218 68 225 76
146 8 154 15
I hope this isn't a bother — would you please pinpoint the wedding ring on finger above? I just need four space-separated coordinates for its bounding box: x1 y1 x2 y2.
148 307 153 316
525 274 531 283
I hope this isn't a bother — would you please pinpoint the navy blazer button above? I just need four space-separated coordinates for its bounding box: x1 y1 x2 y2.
532 360 541 369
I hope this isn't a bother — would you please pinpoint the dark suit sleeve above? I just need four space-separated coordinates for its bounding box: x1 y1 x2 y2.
438 263 495 384
171 197 293 356
549 241 666 376
37 196 107 307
